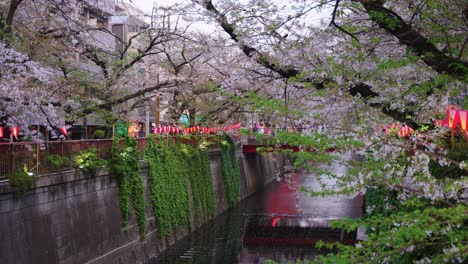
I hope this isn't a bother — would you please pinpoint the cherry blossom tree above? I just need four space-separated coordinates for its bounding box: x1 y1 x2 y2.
0 0 194 134
190 0 467 262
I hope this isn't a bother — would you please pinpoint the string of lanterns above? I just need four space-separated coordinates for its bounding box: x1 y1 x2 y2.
0 126 21 139
152 122 242 135
383 123 414 137
382 106 467 140
0 126 68 140
0 122 242 140
434 106 468 131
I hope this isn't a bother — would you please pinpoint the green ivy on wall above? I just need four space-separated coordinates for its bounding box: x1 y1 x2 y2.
108 137 146 239
145 136 215 237
219 135 240 208
183 144 215 224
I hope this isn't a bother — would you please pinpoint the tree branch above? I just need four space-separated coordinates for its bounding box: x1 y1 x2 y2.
76 80 182 117
330 0 360 42
201 0 422 128
0 0 24 44
358 0 467 80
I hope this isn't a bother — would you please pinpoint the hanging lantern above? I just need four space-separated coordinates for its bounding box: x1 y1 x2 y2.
398 125 413 137
0 127 3 138
459 110 468 143
447 107 461 130
384 123 398 134
10 126 19 139
59 127 68 136
459 110 467 131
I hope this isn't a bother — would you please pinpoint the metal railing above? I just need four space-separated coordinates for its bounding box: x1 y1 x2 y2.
0 135 228 180
0 139 120 179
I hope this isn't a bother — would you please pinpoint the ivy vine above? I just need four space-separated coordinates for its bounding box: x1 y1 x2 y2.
145 136 215 237
219 135 240 208
183 144 215 224
108 137 146 239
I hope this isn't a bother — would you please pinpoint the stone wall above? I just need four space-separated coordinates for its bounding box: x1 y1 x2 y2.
0 146 284 264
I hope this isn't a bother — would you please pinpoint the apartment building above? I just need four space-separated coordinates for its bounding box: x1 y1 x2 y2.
70 0 161 139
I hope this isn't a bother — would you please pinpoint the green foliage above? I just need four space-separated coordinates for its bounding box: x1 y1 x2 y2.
73 147 106 174
183 144 216 223
363 185 399 217
46 154 65 170
93 129 106 139
377 56 419 71
145 136 215 237
268 130 362 173
10 165 34 197
220 135 240 208
108 137 146 239
429 133 468 180
315 140 467 263
311 201 468 263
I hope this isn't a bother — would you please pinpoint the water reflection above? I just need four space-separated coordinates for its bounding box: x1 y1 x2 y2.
152 169 361 264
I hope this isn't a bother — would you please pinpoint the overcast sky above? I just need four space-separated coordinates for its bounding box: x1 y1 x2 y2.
129 0 217 33
131 0 185 13
128 0 328 33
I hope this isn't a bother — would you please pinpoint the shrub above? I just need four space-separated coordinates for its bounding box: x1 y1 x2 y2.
46 154 65 170
10 165 34 196
73 147 106 174
93 129 106 139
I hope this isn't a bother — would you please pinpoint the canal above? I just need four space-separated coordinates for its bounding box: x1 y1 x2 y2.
152 162 362 263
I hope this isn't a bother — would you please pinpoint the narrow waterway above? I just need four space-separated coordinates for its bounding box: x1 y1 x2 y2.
152 163 362 264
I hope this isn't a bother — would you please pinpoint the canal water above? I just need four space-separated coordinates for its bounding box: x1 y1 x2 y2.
152 162 362 264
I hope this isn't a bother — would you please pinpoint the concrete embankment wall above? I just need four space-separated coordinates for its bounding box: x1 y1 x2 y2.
0 146 284 264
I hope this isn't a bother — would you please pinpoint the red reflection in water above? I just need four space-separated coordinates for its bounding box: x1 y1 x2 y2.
264 174 300 215
271 217 280 227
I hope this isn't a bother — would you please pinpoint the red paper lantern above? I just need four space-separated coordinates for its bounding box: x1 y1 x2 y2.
384 123 398 134
10 126 19 139
0 127 3 138
398 125 414 137
447 107 461 130
459 110 467 131
59 127 68 136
